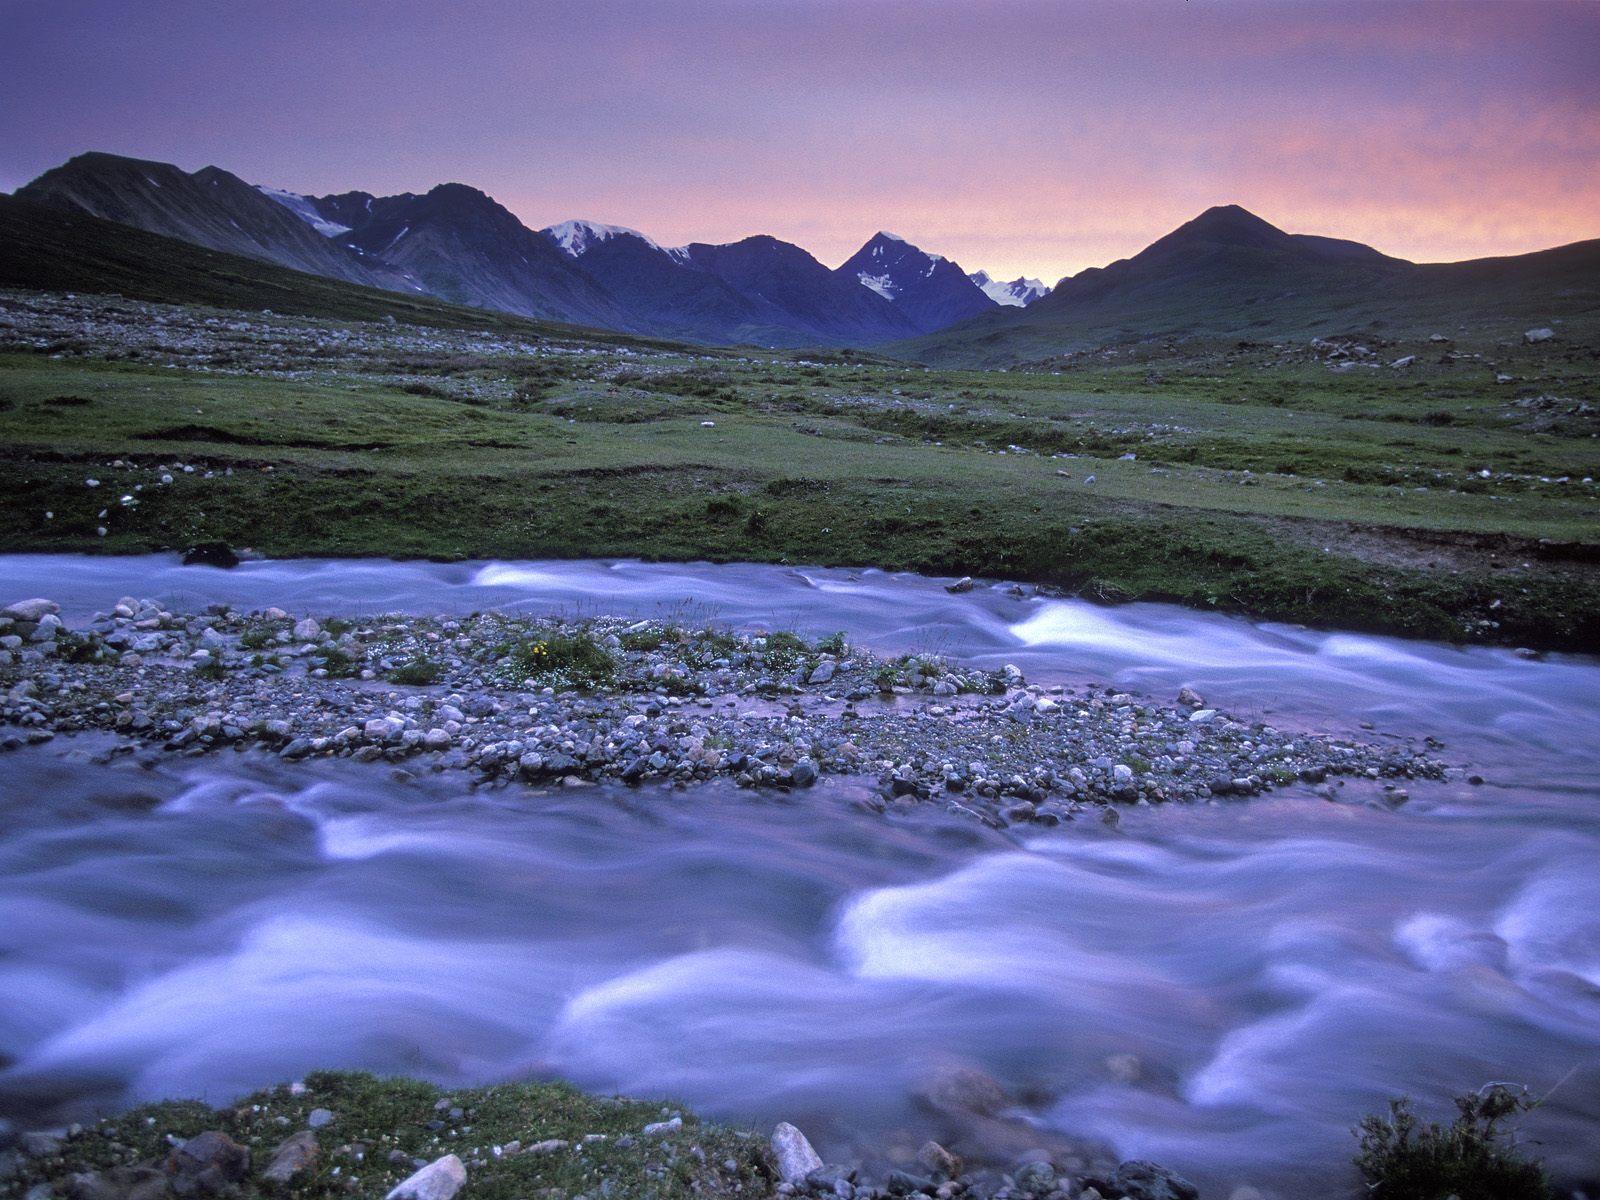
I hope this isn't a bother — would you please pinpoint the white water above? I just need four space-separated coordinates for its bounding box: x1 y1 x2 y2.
2 556 1597 1198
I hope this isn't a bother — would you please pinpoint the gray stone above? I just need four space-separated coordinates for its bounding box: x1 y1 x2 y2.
385 1155 466 1200
261 1131 319 1183
292 618 321 641
2 600 59 622
944 576 974 594
807 660 836 685
306 1108 334 1129
916 1142 961 1181
642 1116 682 1135
771 1122 823 1185
1523 327 1555 344
790 758 818 787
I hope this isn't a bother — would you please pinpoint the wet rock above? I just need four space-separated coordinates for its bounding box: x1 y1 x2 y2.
1106 1159 1200 1200
261 1130 319 1184
916 1142 961 1181
885 1170 936 1196
917 1065 1008 1118
945 577 974 594
385 1154 466 1200
771 1122 823 1185
1176 687 1204 708
181 543 239 570
1013 1159 1056 1196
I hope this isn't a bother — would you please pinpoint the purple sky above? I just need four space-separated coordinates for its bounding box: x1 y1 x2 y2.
3 0 1597 283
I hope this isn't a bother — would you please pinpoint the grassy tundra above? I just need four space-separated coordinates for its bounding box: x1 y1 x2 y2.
1 290 1595 650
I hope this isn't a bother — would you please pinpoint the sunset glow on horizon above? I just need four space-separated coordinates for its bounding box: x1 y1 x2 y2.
3 0 1597 284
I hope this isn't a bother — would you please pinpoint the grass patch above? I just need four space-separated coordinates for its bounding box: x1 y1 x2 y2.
502 631 615 690
388 657 442 685
0 1070 774 1200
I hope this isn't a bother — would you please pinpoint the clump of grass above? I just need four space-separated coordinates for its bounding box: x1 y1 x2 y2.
760 630 809 674
1353 1084 1551 1200
317 647 362 678
238 624 276 650
192 658 226 681
506 631 615 690
388 657 441 685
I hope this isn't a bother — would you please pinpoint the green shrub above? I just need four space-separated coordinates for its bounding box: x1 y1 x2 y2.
507 631 615 690
389 658 441 685
1353 1085 1551 1200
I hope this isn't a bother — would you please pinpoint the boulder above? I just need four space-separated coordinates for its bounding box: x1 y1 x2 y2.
770 1122 823 1185
261 1131 319 1184
1523 327 1555 344
2 599 58 623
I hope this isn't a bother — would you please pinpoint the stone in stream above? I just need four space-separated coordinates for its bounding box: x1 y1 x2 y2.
1103 1159 1200 1200
385 1154 466 1200
916 1141 962 1181
945 576 974 593
771 1121 823 1184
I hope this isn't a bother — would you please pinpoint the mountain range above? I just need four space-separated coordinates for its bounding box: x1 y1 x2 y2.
11 152 1000 348
7 150 1597 365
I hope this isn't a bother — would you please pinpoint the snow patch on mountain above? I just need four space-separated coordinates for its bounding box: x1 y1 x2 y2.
857 272 897 300
969 270 1051 307
545 219 663 257
255 185 353 238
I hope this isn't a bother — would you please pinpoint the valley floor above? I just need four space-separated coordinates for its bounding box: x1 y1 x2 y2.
1 288 1596 652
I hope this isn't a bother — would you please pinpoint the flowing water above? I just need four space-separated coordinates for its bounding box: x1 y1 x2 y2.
2 556 1598 1198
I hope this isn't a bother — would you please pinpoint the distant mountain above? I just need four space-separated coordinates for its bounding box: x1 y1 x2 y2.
894 204 1600 366
0 192 668 348
14 152 418 294
835 232 997 333
539 219 781 345
969 270 1051 307
540 221 920 346
682 235 919 345
286 184 628 328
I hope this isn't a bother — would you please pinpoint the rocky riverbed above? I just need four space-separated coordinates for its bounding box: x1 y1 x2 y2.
0 595 1448 826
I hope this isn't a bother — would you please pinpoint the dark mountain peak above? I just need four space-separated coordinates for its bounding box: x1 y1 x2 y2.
1158 204 1292 252
836 230 993 333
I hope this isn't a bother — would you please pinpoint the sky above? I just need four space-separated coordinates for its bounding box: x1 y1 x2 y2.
2 0 1597 284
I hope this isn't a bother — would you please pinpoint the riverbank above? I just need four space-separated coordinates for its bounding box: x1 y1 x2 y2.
0 594 1447 825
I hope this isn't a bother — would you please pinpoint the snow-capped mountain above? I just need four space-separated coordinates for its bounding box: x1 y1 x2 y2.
544 219 688 262
835 232 996 333
969 269 1051 307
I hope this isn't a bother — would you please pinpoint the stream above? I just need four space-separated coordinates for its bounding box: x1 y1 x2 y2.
2 556 1597 1198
